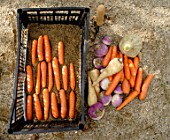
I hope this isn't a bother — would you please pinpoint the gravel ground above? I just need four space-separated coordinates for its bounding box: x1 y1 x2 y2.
0 0 170 140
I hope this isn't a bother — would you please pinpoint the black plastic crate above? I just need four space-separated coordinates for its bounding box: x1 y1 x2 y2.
7 7 90 134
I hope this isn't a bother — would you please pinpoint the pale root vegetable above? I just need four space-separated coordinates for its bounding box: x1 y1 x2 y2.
88 74 97 106
93 58 123 86
89 69 100 94
96 4 106 26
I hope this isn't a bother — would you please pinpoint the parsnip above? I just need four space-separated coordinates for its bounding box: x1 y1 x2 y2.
93 58 123 86
96 4 106 26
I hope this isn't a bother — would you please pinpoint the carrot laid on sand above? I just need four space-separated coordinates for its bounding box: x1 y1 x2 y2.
111 45 118 59
26 95 33 121
31 40 38 66
33 93 43 120
59 89 67 119
69 91 76 119
52 57 60 90
105 70 123 96
128 59 136 76
118 51 123 59
43 35 52 62
122 78 130 94
133 56 139 71
129 75 136 88
48 62 53 92
139 74 154 100
41 61 47 88
62 65 68 91
58 41 64 65
43 88 50 120
35 62 41 94
134 68 143 92
26 65 34 93
102 46 112 67
51 92 59 118
37 36 44 61
116 90 139 110
124 55 130 80
70 63 76 91
120 70 124 82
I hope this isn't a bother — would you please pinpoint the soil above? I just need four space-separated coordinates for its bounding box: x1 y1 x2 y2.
0 0 170 140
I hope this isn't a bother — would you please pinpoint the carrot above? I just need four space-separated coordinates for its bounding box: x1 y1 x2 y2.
52 57 60 90
41 61 47 88
43 88 50 120
58 41 64 65
102 46 112 67
37 36 44 61
26 95 33 121
122 78 130 94
139 74 154 100
128 59 136 76
111 45 118 59
48 62 53 92
33 93 43 120
62 65 68 91
43 35 52 62
31 40 38 66
116 90 139 110
69 91 76 119
129 75 136 88
70 63 76 90
120 70 124 82
59 89 67 119
35 62 41 94
26 65 34 93
133 56 139 71
118 51 123 59
108 76 113 81
51 92 59 118
134 68 143 92
124 55 130 80
105 70 122 96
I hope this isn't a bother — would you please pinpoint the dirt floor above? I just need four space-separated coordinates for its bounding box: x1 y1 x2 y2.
0 0 170 140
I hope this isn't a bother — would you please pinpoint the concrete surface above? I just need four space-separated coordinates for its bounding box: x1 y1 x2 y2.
0 0 170 140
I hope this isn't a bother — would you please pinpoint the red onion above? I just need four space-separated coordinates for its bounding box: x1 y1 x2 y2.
100 78 111 90
111 94 123 107
102 36 112 45
88 102 105 120
94 44 108 57
93 58 103 69
98 91 112 106
114 84 123 94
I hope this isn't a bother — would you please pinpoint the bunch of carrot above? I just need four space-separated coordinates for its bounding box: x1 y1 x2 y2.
101 45 154 110
26 35 76 121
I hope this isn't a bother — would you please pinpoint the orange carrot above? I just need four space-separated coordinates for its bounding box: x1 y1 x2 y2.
33 93 43 120
58 41 64 65
124 55 130 80
43 88 50 120
102 46 112 67
133 56 139 71
37 36 44 61
105 70 122 96
62 65 68 91
43 35 52 62
26 65 34 93
128 59 136 76
26 95 33 121
41 61 47 88
59 89 67 119
52 57 60 90
122 78 130 94
129 75 136 88
111 45 118 59
134 68 143 92
118 51 123 59
35 62 41 94
70 63 76 90
116 90 139 110
139 74 154 100
120 70 124 82
51 92 59 118
48 62 53 92
69 91 76 119
31 40 37 66
108 76 113 81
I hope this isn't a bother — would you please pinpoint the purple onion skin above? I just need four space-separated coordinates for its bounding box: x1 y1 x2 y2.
88 102 105 120
112 94 123 107
94 44 108 57
100 78 111 90
102 36 112 46
98 91 112 106
93 58 104 69
114 84 123 94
